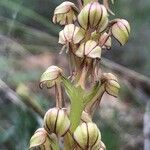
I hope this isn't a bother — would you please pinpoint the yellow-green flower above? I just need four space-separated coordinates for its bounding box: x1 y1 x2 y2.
53 1 78 25
59 24 85 45
73 122 101 149
75 40 101 59
78 2 108 32
44 108 70 137
39 66 63 89
101 73 120 97
111 19 130 45
29 128 52 150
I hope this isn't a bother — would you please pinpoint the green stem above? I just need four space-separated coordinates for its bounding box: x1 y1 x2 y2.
70 98 84 132
61 76 84 132
55 82 63 108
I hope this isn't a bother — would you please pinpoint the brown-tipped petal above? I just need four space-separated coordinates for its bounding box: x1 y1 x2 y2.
111 19 130 45
97 5 108 33
40 66 63 89
77 3 89 29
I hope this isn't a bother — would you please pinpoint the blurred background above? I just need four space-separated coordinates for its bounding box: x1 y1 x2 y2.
0 0 150 150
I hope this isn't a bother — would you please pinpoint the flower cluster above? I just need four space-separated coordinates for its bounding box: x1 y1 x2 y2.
29 0 130 149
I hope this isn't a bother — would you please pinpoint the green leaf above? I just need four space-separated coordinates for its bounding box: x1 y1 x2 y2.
61 76 85 132
61 76 84 102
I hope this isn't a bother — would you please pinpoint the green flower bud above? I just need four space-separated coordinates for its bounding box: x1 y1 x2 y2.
39 66 63 89
59 24 85 45
78 2 108 31
73 122 101 149
53 1 78 25
111 19 130 45
101 73 120 97
75 40 101 59
44 108 70 137
99 32 111 49
29 128 52 150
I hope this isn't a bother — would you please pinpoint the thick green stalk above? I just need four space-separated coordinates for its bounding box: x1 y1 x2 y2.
70 97 84 132
61 76 85 132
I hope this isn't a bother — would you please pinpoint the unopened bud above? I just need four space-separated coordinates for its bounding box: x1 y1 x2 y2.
111 19 130 45
99 32 111 49
78 2 108 31
75 40 101 59
29 128 52 150
53 1 78 25
73 122 101 149
39 66 63 89
101 73 120 97
59 24 85 45
44 108 70 137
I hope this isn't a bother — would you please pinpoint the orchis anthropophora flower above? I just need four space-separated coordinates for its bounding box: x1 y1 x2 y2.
44 108 70 137
78 2 108 32
53 1 78 25
29 0 131 149
111 19 130 45
59 24 85 45
73 122 101 149
29 128 52 150
75 40 101 59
